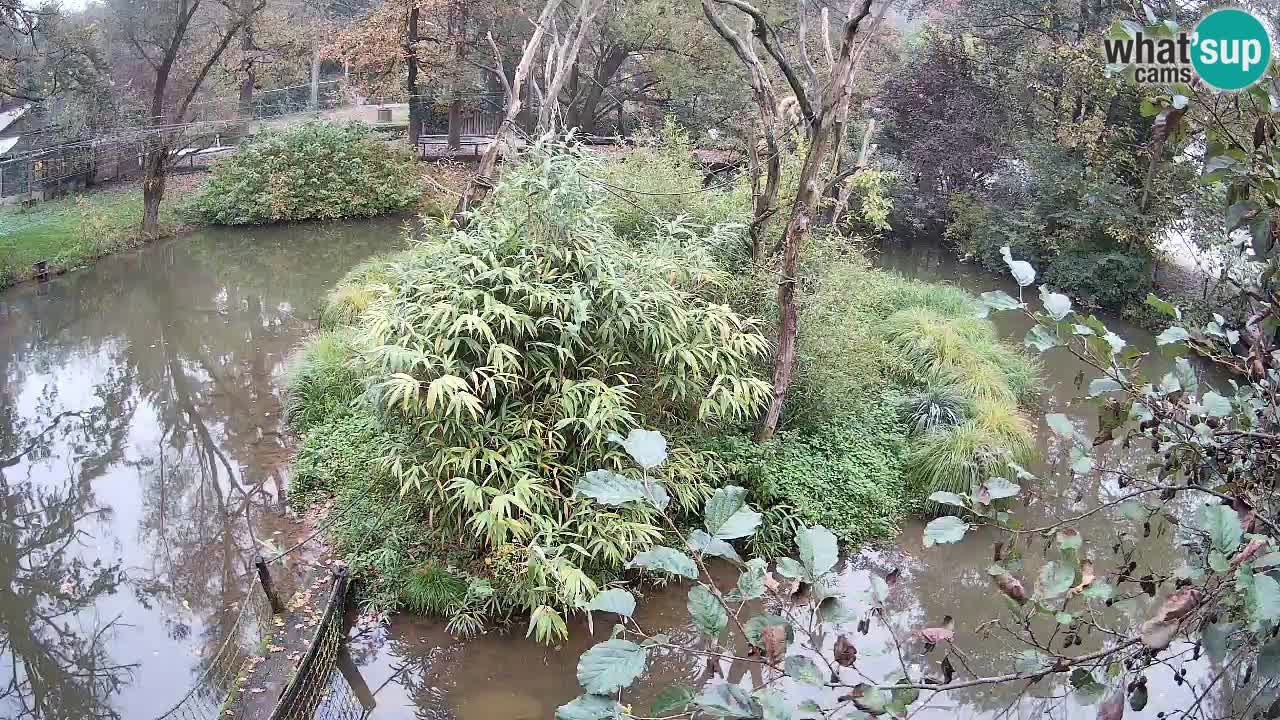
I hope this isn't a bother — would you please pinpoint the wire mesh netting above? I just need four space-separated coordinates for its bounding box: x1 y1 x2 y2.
148 592 267 720
144 563 370 720
267 568 372 720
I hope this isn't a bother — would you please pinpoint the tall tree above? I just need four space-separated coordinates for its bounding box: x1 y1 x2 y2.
110 0 265 234
703 0 884 441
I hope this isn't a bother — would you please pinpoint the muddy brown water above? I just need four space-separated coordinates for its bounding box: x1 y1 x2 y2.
0 223 1242 719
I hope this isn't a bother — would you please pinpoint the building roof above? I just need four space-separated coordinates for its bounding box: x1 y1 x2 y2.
0 136 19 156
0 103 31 135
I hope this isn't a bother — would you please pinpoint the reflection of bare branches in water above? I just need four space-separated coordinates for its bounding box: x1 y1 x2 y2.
0 469 133 720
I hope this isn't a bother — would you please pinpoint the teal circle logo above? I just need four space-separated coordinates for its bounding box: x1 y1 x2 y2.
1191 9 1272 91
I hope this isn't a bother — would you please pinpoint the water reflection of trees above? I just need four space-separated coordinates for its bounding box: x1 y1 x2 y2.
0 223 402 717
0 432 132 719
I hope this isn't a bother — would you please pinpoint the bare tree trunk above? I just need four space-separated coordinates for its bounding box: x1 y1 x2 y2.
703 0 877 441
446 5 467 150
452 0 563 225
747 126 782 262
407 6 423 143
756 125 838 440
142 139 168 236
536 0 602 133
310 44 321 110
238 7 255 118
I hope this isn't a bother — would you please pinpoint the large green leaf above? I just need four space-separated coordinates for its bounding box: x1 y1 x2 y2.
981 477 1021 501
687 529 742 563
796 526 839 578
1025 325 1061 351
1199 391 1232 418
556 694 624 720
1201 622 1239 663
1156 326 1190 345
575 470 647 506
704 486 762 540
1196 504 1243 554
737 558 767 600
587 589 636 617
651 686 696 715
695 681 758 718
927 491 967 508
754 689 793 720
1249 574 1280 626
923 516 969 547
609 428 668 468
784 655 825 686
687 585 728 637
576 469 669 511
629 546 698 579
1045 413 1074 438
1145 293 1181 319
576 640 647 694
1037 561 1076 599
979 290 1023 311
743 614 793 647
1040 286 1072 320
1088 378 1123 396
1259 636 1280 677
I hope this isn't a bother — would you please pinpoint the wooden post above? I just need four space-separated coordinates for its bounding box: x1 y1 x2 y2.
255 554 285 614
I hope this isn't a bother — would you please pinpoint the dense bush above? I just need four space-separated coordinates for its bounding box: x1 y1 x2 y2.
190 122 421 224
1044 248 1152 309
786 256 1038 509
712 403 909 549
940 138 1180 313
287 143 770 640
595 118 749 244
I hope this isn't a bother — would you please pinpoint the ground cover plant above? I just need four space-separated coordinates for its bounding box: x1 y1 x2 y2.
0 189 179 288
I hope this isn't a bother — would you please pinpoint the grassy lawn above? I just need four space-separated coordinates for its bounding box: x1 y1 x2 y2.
0 189 180 289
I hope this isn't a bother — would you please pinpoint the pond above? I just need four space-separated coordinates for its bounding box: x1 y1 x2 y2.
0 221 1231 719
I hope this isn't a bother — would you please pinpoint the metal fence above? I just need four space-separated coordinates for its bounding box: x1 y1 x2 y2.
0 80 343 201
267 567 372 720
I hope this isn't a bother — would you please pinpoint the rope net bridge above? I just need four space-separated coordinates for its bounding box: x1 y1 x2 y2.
152 563 376 720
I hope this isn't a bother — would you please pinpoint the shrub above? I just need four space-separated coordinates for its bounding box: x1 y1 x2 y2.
783 256 1038 510
900 384 971 435
712 402 910 546
190 122 421 224
1044 248 1152 309
595 118 749 243
288 142 770 640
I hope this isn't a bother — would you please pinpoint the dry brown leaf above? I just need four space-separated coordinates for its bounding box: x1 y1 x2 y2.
993 571 1027 605
1068 559 1096 597
834 634 857 667
762 624 787 665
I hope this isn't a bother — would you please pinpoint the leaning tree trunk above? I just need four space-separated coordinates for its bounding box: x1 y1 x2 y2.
755 127 838 441
452 0 564 226
748 126 782 263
